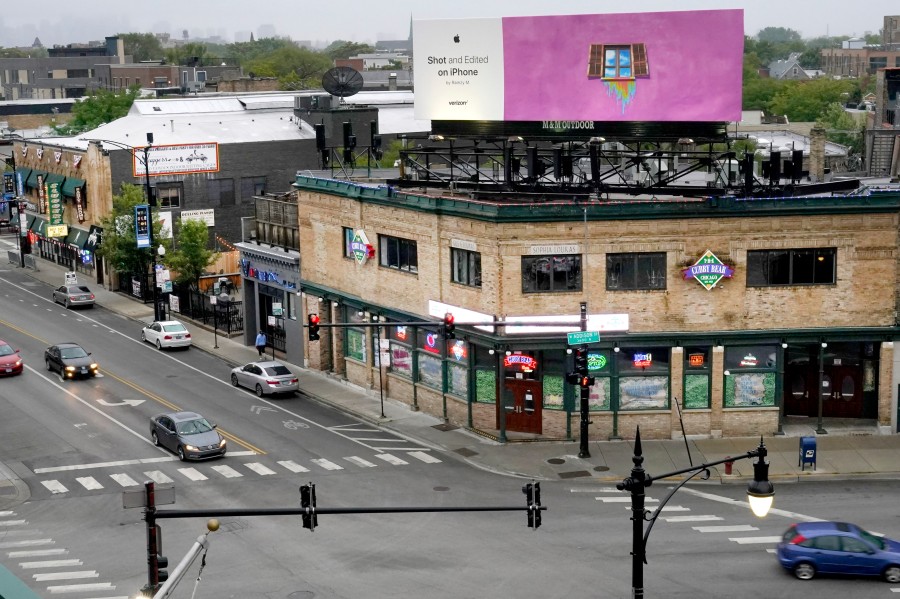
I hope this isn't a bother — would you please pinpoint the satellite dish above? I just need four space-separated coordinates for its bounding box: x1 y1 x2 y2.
322 67 364 100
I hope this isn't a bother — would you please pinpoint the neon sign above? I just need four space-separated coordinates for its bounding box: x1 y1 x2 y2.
422 332 441 354
504 354 538 371
688 353 705 367
450 340 467 361
739 353 758 367
633 352 652 368
395 326 408 341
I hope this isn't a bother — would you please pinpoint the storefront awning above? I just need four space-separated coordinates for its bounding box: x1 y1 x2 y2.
61 176 86 198
28 214 46 236
65 226 90 250
15 167 31 187
25 170 48 189
44 173 66 190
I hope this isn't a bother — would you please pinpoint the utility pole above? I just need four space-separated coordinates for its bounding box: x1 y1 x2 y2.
578 302 591 458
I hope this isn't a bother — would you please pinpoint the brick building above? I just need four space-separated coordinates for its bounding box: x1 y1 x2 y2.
295 176 900 440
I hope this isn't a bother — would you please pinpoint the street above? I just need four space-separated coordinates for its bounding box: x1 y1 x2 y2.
2 260 900 598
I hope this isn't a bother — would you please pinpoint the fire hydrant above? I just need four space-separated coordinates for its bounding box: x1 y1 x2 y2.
724 457 734 475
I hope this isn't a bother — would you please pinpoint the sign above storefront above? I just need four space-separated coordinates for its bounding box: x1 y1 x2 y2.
504 354 538 371
133 143 220 176
350 230 375 265
682 249 734 290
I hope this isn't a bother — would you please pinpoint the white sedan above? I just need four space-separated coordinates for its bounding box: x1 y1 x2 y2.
141 320 192 350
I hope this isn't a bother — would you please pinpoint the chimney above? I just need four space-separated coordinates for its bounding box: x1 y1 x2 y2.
388 72 397 91
809 126 826 182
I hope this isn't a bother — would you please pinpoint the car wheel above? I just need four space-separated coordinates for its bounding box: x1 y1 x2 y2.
884 565 900 583
58 371 66 383
65 299 71 309
231 373 239 387
141 331 147 342
151 431 159 446
46 358 53 372
177 446 186 461
156 339 162 350
793 562 816 580
255 384 264 397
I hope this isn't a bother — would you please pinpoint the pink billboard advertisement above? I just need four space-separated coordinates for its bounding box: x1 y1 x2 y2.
413 9 744 123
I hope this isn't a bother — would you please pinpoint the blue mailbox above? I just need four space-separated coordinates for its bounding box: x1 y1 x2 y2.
799 436 817 471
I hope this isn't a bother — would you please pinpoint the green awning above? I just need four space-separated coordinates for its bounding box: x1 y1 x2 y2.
15 167 31 185
28 214 46 236
61 176 86 198
25 169 47 189
65 226 90 250
44 172 66 191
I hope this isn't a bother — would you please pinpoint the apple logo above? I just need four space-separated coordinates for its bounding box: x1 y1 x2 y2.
453 34 460 43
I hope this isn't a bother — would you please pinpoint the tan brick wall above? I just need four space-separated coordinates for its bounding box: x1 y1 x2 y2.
878 342 894 428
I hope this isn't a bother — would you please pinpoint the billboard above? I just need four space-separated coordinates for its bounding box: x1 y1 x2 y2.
133 142 220 177
413 9 743 122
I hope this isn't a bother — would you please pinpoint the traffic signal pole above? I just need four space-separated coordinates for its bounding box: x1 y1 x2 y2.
577 302 591 458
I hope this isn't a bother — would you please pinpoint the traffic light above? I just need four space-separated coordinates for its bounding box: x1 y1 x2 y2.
155 554 169 585
300 483 317 531
307 314 320 341
442 312 455 340
522 481 541 529
574 347 588 375
579 374 596 388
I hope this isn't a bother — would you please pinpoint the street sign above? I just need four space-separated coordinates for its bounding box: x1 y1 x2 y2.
65 271 78 285
122 485 175 509
567 330 600 345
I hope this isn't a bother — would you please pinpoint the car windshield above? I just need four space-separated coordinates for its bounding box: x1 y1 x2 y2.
60 347 88 359
264 365 292 376
0 344 13 356
855 525 886 550
162 324 186 332
176 418 214 435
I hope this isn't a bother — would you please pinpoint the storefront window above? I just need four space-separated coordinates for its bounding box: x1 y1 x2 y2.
390 343 412 377
683 347 711 409
344 308 367 363
418 352 442 390
447 339 469 397
617 347 670 410
474 346 496 404
724 345 777 407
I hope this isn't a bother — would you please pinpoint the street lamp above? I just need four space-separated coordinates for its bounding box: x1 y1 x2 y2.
616 426 774 598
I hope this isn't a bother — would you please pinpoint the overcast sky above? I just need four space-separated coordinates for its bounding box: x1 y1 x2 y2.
0 0 895 49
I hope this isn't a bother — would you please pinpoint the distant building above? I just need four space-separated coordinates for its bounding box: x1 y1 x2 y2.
820 17 900 78
766 53 813 80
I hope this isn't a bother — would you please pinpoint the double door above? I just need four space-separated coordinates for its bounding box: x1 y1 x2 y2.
499 378 543 434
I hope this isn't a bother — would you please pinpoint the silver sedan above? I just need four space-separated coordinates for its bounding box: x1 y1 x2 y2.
53 285 95 308
230 360 299 397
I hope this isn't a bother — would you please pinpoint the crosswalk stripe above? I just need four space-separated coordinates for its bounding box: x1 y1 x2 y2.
41 480 68 494
45 582 116 593
659 506 690 512
692 525 759 533
0 519 27 526
226 451 258 457
375 453 408 466
408 451 441 464
178 468 207 481
662 515 723 523
597 497 659 503
33 570 98 581
110 473 139 487
211 465 243 478
143 471 174 484
571 487 620 493
0 511 14 516
344 456 377 468
729 536 782 544
0 540 54 549
277 460 309 473
20 559 83 569
245 463 276 475
76 477 103 490
7 549 67 558
311 459 343 471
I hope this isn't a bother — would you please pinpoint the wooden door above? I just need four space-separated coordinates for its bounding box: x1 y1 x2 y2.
500 378 543 434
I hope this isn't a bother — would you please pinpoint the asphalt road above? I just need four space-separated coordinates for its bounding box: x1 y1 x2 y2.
2 265 900 598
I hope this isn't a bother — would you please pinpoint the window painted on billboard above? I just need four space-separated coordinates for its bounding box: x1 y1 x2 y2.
588 43 649 79
379 235 418 273
451 248 481 287
746 248 836 286
522 255 582 293
607 252 666 290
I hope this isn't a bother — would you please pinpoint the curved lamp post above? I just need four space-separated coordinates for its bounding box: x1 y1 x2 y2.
616 426 774 598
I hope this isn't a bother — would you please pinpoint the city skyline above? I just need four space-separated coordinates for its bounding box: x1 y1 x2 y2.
0 0 897 49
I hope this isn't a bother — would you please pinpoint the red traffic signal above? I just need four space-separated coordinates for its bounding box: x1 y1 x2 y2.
442 312 455 340
307 314 320 341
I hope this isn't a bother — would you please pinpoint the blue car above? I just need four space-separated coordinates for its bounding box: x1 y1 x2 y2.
776 521 900 582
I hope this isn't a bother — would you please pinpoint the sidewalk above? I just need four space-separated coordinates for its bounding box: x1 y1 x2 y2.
6 250 900 495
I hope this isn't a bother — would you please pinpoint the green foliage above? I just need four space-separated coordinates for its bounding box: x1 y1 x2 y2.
743 77 785 112
756 27 802 43
0 46 47 58
816 102 866 154
225 38 300 65
768 78 856 122
243 45 331 88
323 40 374 60
53 86 141 136
160 219 216 289
164 42 210 66
96 184 161 275
117 32 164 62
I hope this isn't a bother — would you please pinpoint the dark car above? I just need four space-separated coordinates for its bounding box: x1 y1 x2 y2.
44 343 98 380
0 340 23 376
776 521 900 582
149 411 226 461
52 285 95 309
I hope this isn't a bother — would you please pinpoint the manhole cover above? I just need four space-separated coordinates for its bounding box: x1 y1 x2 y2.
432 423 459 432
433 486 449 492
558 470 592 479
547 458 566 465
454 447 478 458
594 465 610 472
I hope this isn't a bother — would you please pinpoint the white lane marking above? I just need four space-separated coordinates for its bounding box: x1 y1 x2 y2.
36 457 177 474
375 453 408 466
730 536 783 544
661 515 722 523
33 570 99 581
349 437 409 443
311 459 343 471
598 497 659 503
0 510 15 516
244 463 276 476
408 451 441 464
46 582 117 593
178 468 207 481
211 465 243 478
110 473 139 487
330 425 381 432
20 559 83 569
766 549 777 554
678 487 826 523
344 456 377 468
0 539 54 549
226 451 257 457
143 471 174 484
0 519 27 526
570 487 621 493
277 460 309 473
7 549 67 558
76 477 103 490
692 524 759 533
41 480 68 494
659 506 690 512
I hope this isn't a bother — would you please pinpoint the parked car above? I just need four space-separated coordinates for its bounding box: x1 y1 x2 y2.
230 360 299 397
44 342 98 380
776 521 900 582
141 320 192 350
0 340 23 376
149 411 226 461
52 285 95 309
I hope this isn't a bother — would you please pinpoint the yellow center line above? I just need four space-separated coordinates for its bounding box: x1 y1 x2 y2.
0 318 266 455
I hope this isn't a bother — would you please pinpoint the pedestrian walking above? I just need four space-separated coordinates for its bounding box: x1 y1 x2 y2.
255 330 267 358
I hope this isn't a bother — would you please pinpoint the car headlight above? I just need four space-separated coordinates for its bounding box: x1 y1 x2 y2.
89 363 99 370
65 366 76 372
14 360 22 367
184 444 198 452
219 438 227 447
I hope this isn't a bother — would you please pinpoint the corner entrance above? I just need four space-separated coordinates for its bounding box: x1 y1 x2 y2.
500 378 543 434
783 342 878 419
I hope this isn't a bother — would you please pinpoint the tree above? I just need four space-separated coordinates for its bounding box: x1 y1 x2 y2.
816 102 866 155
756 27 802 43
165 42 210 66
768 78 856 121
244 45 331 89
118 33 164 62
96 184 163 278
323 40 374 60
53 86 142 135
160 219 216 289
